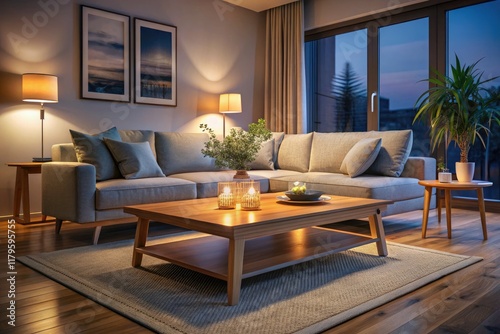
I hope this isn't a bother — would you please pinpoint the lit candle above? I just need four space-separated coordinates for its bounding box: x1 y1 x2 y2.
241 186 260 210
218 186 235 209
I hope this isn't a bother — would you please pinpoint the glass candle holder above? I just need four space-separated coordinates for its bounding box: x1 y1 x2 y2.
218 182 236 209
239 181 260 210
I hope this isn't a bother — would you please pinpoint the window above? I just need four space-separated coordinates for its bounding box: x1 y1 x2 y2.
305 0 500 203
446 0 500 200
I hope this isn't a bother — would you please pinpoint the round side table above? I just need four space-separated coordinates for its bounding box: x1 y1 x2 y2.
418 180 492 240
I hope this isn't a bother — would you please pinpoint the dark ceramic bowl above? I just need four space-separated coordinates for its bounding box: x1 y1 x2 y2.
285 190 323 201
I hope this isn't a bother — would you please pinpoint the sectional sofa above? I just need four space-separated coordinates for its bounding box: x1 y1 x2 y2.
42 128 436 244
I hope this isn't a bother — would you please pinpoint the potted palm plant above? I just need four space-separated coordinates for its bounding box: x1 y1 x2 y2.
414 55 500 182
200 118 272 179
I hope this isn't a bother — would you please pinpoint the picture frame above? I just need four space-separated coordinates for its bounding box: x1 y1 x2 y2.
81 6 130 102
134 18 177 106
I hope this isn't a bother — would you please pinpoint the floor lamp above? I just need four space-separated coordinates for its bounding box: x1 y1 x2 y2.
219 93 242 137
22 73 58 162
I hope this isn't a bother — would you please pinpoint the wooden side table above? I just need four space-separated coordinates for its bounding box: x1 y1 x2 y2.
7 162 51 224
418 180 492 240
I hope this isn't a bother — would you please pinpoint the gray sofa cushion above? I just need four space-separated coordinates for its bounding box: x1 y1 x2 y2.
365 130 413 177
104 138 165 179
340 137 382 177
95 177 196 210
155 132 218 175
277 133 313 172
249 139 275 170
70 127 122 181
170 171 269 198
270 172 423 202
309 132 361 173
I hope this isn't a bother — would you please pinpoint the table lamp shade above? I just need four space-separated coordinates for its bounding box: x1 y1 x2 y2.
219 93 241 114
22 73 58 103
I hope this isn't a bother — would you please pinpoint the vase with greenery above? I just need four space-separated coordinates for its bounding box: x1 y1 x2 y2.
413 55 500 182
200 118 272 179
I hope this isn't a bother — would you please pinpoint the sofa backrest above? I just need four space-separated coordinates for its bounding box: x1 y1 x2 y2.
280 130 413 177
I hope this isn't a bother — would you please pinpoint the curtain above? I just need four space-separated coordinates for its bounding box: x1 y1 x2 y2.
264 0 307 134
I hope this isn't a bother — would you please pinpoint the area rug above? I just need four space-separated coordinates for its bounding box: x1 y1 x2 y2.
18 232 481 334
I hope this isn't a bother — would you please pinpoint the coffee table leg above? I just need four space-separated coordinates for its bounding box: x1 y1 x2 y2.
132 218 150 267
421 186 432 238
477 188 488 240
227 238 245 305
368 209 387 256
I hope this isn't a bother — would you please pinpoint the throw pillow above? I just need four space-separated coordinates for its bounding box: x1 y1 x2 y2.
249 138 275 170
340 138 382 177
70 127 122 181
104 138 165 179
276 133 313 172
155 132 217 175
366 130 413 177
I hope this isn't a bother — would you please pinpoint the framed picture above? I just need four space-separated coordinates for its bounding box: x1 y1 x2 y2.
81 6 130 102
134 19 177 106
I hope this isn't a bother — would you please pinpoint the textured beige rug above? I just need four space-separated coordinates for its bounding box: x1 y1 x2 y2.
18 232 481 334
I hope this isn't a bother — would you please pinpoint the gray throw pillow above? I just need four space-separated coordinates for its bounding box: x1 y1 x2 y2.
104 138 165 179
249 138 275 170
340 138 382 177
155 132 217 175
70 127 122 181
366 130 413 177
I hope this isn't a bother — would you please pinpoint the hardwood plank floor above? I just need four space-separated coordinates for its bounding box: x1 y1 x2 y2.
0 208 498 333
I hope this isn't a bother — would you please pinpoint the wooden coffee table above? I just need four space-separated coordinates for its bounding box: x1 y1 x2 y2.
124 193 392 305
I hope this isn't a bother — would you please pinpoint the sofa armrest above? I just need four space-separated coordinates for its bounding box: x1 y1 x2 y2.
42 162 96 222
401 156 436 180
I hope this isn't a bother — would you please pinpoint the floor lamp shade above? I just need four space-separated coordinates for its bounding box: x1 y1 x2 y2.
219 93 242 114
219 93 242 137
22 73 58 103
22 73 59 162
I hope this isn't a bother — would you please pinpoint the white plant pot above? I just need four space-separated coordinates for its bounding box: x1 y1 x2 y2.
455 162 475 183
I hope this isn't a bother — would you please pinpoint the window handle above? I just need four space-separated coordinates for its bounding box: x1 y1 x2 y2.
371 92 377 113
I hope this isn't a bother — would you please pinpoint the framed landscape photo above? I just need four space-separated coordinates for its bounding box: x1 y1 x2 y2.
81 6 130 102
135 19 177 106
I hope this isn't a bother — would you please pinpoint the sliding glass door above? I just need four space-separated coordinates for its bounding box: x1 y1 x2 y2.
378 18 429 156
305 0 500 204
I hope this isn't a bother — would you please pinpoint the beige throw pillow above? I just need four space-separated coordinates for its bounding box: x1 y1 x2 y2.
340 138 382 177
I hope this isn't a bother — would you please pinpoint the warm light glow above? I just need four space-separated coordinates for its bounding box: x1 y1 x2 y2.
223 186 232 194
247 187 256 195
22 73 58 103
219 93 242 114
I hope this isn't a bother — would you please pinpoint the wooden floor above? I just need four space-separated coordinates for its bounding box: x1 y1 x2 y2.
0 208 499 333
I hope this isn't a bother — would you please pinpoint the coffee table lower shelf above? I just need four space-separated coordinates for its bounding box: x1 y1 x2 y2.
134 226 377 281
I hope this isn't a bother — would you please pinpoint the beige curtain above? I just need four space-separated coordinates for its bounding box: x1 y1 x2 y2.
264 0 307 134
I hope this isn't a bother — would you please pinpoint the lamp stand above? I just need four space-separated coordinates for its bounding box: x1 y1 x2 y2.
222 113 226 138
33 103 51 162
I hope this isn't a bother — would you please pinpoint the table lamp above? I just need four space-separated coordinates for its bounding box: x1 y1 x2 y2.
22 73 58 162
219 93 242 137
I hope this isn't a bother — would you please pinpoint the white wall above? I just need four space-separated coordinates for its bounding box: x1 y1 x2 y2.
0 0 265 217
